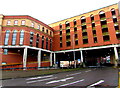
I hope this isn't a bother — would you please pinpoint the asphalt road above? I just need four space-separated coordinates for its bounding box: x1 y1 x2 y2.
2 67 118 88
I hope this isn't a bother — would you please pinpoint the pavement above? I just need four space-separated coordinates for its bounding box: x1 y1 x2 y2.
2 67 118 88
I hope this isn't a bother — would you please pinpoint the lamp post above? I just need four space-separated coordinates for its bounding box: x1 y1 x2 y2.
72 34 76 68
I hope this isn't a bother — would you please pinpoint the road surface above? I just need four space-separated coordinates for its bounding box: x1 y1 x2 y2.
2 67 118 88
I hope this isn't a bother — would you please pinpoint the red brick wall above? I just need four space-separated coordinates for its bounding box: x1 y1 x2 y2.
2 26 53 50
52 9 120 51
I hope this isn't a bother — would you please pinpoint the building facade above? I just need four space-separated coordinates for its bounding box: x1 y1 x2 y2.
1 15 54 70
1 3 120 70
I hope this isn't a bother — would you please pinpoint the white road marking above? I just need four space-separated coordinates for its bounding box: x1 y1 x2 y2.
87 80 104 88
26 77 57 84
85 70 91 72
26 75 53 80
66 72 81 76
46 77 74 84
53 79 84 88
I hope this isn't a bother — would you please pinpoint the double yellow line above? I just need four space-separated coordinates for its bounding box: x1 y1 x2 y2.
118 68 120 88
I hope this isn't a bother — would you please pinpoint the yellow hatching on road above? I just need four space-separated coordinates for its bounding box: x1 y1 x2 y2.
118 72 120 88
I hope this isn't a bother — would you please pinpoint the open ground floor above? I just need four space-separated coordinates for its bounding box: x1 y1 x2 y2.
1 44 120 70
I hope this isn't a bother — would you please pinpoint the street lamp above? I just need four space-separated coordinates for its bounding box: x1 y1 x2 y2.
72 34 76 68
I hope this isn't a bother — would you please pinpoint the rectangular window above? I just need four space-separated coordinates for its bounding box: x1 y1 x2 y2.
42 36 44 48
50 31 52 36
30 32 34 46
19 30 24 45
4 49 8 55
46 30 48 33
60 43 62 48
4 30 10 46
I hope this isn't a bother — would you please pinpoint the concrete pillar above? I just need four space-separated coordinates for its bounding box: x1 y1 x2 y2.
50 52 52 66
54 53 56 65
38 50 41 69
80 50 83 62
73 51 76 68
114 47 119 67
23 47 27 70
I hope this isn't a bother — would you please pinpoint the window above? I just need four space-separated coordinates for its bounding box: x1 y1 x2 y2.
60 43 62 48
75 40 78 45
59 24 62 29
73 19 77 26
83 39 88 44
4 30 10 45
42 36 44 48
36 34 39 47
50 31 52 36
111 9 116 15
74 27 77 32
31 22 34 27
30 32 34 46
81 16 86 24
2 62 7 65
14 20 18 25
7 20 11 25
42 27 44 32
21 20 25 25
46 29 48 33
65 21 70 28
66 41 71 47
99 11 106 19
12 30 17 45
90 14 94 22
3 49 8 55
19 30 24 45
50 39 52 50
60 31 62 35
46 38 48 50
38 25 40 29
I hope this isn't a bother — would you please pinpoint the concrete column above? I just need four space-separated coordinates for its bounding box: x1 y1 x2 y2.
54 53 56 65
23 47 27 70
80 50 83 62
38 50 41 68
114 47 119 67
50 52 52 66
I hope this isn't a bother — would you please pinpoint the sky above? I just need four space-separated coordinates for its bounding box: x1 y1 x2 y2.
0 0 120 24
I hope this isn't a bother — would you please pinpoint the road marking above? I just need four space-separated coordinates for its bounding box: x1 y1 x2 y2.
66 72 81 76
85 70 91 73
53 79 84 88
118 72 120 88
87 80 104 88
46 77 74 84
26 75 53 80
26 77 57 84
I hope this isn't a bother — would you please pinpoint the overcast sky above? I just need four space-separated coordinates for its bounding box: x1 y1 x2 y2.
0 0 120 24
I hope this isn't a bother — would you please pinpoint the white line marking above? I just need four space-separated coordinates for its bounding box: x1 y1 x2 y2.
46 77 74 84
87 80 104 88
26 75 53 80
53 79 84 88
26 77 57 84
66 72 81 76
85 70 91 72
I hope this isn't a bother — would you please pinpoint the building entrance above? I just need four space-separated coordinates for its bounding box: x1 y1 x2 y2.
83 48 114 67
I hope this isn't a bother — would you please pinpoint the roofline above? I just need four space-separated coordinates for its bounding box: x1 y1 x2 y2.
3 15 54 31
49 3 118 25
